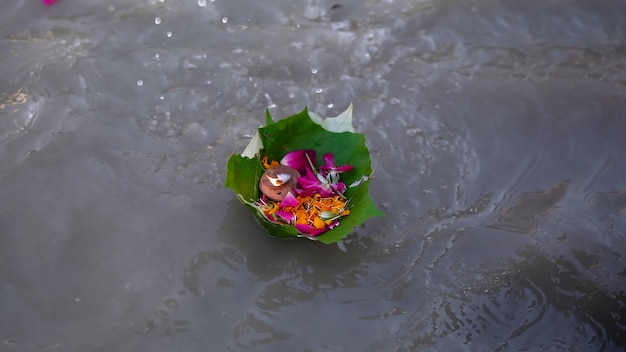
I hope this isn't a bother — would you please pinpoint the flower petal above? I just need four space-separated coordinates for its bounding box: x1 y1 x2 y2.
320 152 353 173
313 217 326 229
280 150 316 175
348 175 370 188
334 165 354 172
275 210 295 224
304 167 320 182
322 153 334 167
327 220 340 229
332 181 347 194
295 224 329 236
279 192 299 207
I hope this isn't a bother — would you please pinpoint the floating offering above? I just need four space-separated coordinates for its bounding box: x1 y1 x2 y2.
225 105 383 244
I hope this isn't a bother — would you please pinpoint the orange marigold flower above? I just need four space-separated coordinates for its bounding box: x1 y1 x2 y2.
262 156 279 169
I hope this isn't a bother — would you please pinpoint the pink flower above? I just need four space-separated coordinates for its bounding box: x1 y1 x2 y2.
320 153 354 174
278 192 299 207
295 167 332 197
294 224 328 236
280 150 316 176
275 210 295 224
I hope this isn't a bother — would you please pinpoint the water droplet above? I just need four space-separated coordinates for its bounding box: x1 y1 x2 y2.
166 31 172 38
160 96 164 100
315 88 323 94
221 17 228 24
155 53 160 59
154 17 161 25
137 80 144 86
327 103 334 108
108 5 115 11
311 68 318 74
197 0 206 6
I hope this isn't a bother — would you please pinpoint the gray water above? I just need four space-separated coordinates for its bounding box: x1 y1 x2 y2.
2 0 626 351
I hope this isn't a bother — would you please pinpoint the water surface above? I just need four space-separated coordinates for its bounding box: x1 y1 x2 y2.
1 0 625 351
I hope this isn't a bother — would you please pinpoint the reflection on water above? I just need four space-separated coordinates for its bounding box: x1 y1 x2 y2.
491 180 570 233
1 0 626 351
374 244 625 351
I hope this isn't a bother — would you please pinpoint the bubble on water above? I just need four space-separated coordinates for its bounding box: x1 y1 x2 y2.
154 17 161 25
221 17 228 24
311 68 318 74
166 31 172 38
137 80 144 86
315 88 323 94
198 0 206 6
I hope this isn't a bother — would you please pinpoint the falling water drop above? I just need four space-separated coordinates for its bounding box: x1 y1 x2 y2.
327 103 334 108
311 68 318 74
154 17 161 25
315 88 323 94
221 17 229 24
198 0 206 6
166 31 172 38
137 80 144 86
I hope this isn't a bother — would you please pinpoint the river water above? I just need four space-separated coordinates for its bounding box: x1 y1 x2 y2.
1 0 625 351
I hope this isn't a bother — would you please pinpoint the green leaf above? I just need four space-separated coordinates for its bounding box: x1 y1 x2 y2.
225 105 384 244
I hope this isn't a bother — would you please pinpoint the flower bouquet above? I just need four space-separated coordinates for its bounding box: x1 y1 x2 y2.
225 104 383 244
